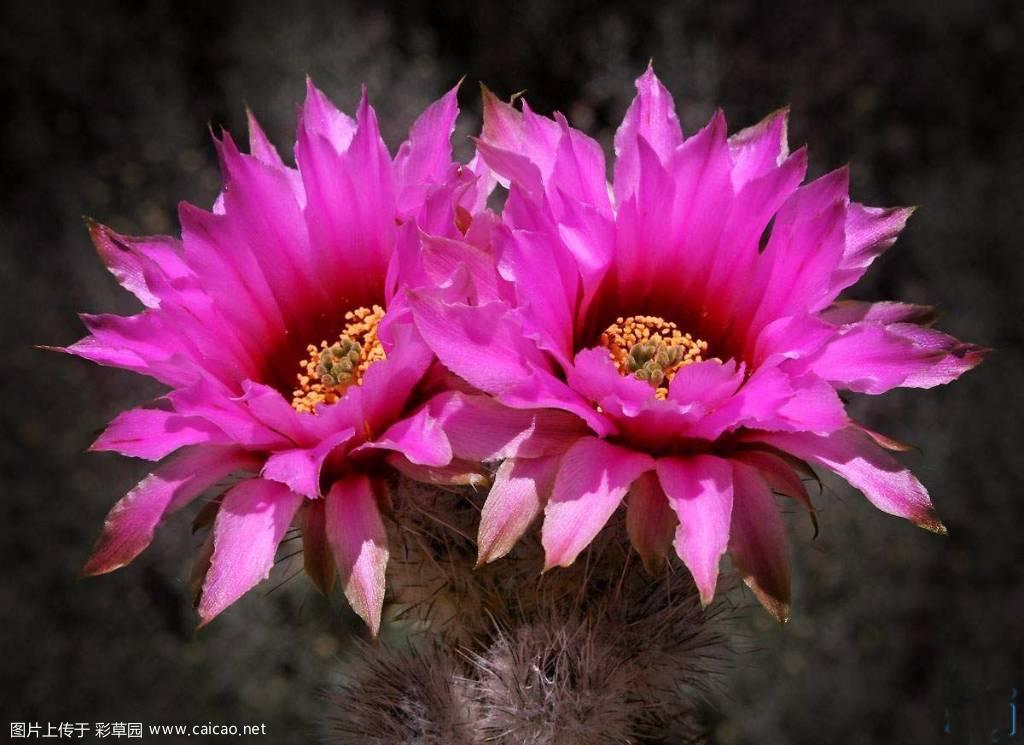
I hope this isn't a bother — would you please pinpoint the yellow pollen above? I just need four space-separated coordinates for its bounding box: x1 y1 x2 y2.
291 305 386 414
599 315 711 399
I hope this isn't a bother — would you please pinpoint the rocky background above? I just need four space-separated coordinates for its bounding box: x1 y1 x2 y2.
1 1 1020 743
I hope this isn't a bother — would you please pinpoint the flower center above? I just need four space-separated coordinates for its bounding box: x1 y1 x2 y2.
598 315 710 399
291 305 386 414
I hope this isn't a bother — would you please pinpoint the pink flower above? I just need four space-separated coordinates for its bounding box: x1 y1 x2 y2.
61 81 480 634
411 68 986 620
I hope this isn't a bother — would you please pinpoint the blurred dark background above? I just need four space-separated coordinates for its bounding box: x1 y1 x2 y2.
1 1 1021 743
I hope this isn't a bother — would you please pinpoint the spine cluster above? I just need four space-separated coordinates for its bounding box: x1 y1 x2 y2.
326 477 728 745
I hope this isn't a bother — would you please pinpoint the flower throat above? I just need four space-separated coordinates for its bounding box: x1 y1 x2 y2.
599 315 710 399
291 305 385 414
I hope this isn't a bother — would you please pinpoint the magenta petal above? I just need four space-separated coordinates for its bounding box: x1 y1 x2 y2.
808 321 987 393
542 437 654 569
568 347 655 417
301 77 357 153
394 83 460 215
829 203 915 297
178 202 287 354
625 471 676 575
385 453 488 489
656 455 734 606
500 227 580 366
479 86 524 154
613 65 683 204
324 475 389 636
548 114 612 218
478 455 561 565
197 478 304 626
474 138 546 197
501 367 615 438
752 314 835 369
428 391 588 462
301 498 335 595
405 231 505 306
734 449 818 536
727 107 790 188
774 374 849 434
411 296 546 395
667 359 745 410
83 446 259 576
819 300 938 326
355 405 452 467
168 379 292 450
663 112 735 303
729 462 791 622
215 131 329 339
745 169 848 329
240 381 314 447
71 312 193 386
91 405 226 461
246 108 286 168
87 221 162 308
692 365 847 440
755 428 945 533
334 321 435 441
476 94 560 196
554 190 616 315
261 427 355 498
701 148 807 323
296 88 394 310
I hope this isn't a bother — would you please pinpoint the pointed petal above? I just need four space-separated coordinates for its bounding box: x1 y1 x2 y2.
168 378 292 451
428 391 588 462
753 428 945 533
808 321 988 394
692 365 847 440
338 321 435 441
325 475 389 635
729 462 791 622
734 449 818 537
829 203 915 296
394 83 460 215
197 479 304 625
542 437 654 569
500 227 580 366
743 168 848 332
189 531 216 607
87 220 163 308
385 453 489 489
614 65 683 204
302 499 336 595
728 106 790 187
239 381 314 446
90 405 226 461
216 131 328 339
354 406 452 467
246 108 285 167
70 312 194 387
83 446 259 576
296 88 394 309
819 300 938 327
478 455 561 565
625 471 676 575
301 78 357 153
656 455 734 606
667 358 745 410
410 297 546 395
549 113 612 217
261 427 355 498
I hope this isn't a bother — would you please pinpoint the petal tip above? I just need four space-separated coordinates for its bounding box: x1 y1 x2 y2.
80 556 121 578
918 517 948 536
